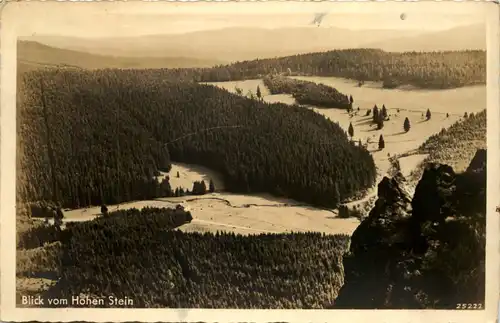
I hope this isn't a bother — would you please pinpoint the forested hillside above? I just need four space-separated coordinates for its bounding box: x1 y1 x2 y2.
418 110 486 172
19 48 485 90
18 68 376 209
18 70 174 207
41 207 349 308
153 49 485 89
263 75 351 109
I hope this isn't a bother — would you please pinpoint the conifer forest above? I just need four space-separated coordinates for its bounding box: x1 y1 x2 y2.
15 13 489 312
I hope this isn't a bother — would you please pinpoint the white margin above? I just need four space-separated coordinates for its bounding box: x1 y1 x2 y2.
1 1 499 322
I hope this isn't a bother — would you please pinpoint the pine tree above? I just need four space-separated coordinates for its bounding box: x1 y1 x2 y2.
176 171 180 178
372 105 379 123
381 105 388 120
338 204 349 218
376 116 384 130
348 122 354 138
159 178 173 197
256 86 262 101
404 117 411 133
209 179 215 193
378 134 385 150
101 204 108 216
54 207 64 229
426 109 431 120
333 182 341 207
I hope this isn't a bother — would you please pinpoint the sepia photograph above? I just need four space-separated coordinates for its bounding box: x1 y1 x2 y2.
1 1 499 322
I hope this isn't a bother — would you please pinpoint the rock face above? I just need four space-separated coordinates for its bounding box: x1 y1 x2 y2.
411 163 456 224
334 149 486 309
466 148 486 173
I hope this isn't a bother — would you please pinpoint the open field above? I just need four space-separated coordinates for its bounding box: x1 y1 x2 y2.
157 162 226 192
48 163 358 236
206 77 485 202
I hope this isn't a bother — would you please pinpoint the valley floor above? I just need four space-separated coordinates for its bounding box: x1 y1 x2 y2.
54 163 359 236
204 77 484 211
51 77 485 236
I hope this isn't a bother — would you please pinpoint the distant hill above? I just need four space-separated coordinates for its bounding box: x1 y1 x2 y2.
25 24 484 63
364 24 485 52
26 27 423 62
17 40 224 70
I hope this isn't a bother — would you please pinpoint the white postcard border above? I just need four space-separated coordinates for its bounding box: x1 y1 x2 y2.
1 1 499 322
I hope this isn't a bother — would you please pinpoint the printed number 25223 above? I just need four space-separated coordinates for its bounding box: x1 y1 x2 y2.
456 303 482 310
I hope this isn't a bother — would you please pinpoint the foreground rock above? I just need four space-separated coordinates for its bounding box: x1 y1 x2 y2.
334 149 486 309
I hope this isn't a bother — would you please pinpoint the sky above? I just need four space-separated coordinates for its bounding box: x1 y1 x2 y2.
2 1 489 38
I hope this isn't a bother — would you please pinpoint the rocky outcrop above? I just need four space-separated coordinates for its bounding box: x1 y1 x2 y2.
466 148 486 173
334 149 486 309
411 163 456 224
349 173 412 256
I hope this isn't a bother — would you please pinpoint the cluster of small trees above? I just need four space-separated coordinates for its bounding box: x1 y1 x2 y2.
191 181 207 195
18 68 376 210
338 204 364 220
372 104 388 130
47 209 350 308
263 75 351 109
347 103 436 151
174 179 214 196
174 187 188 197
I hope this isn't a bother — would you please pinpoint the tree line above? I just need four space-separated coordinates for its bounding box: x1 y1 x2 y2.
45 207 350 308
18 68 377 209
134 49 485 89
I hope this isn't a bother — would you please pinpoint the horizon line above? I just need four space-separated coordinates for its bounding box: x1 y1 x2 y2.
22 23 483 40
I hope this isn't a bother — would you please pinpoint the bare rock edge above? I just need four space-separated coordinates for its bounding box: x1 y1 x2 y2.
333 149 486 309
